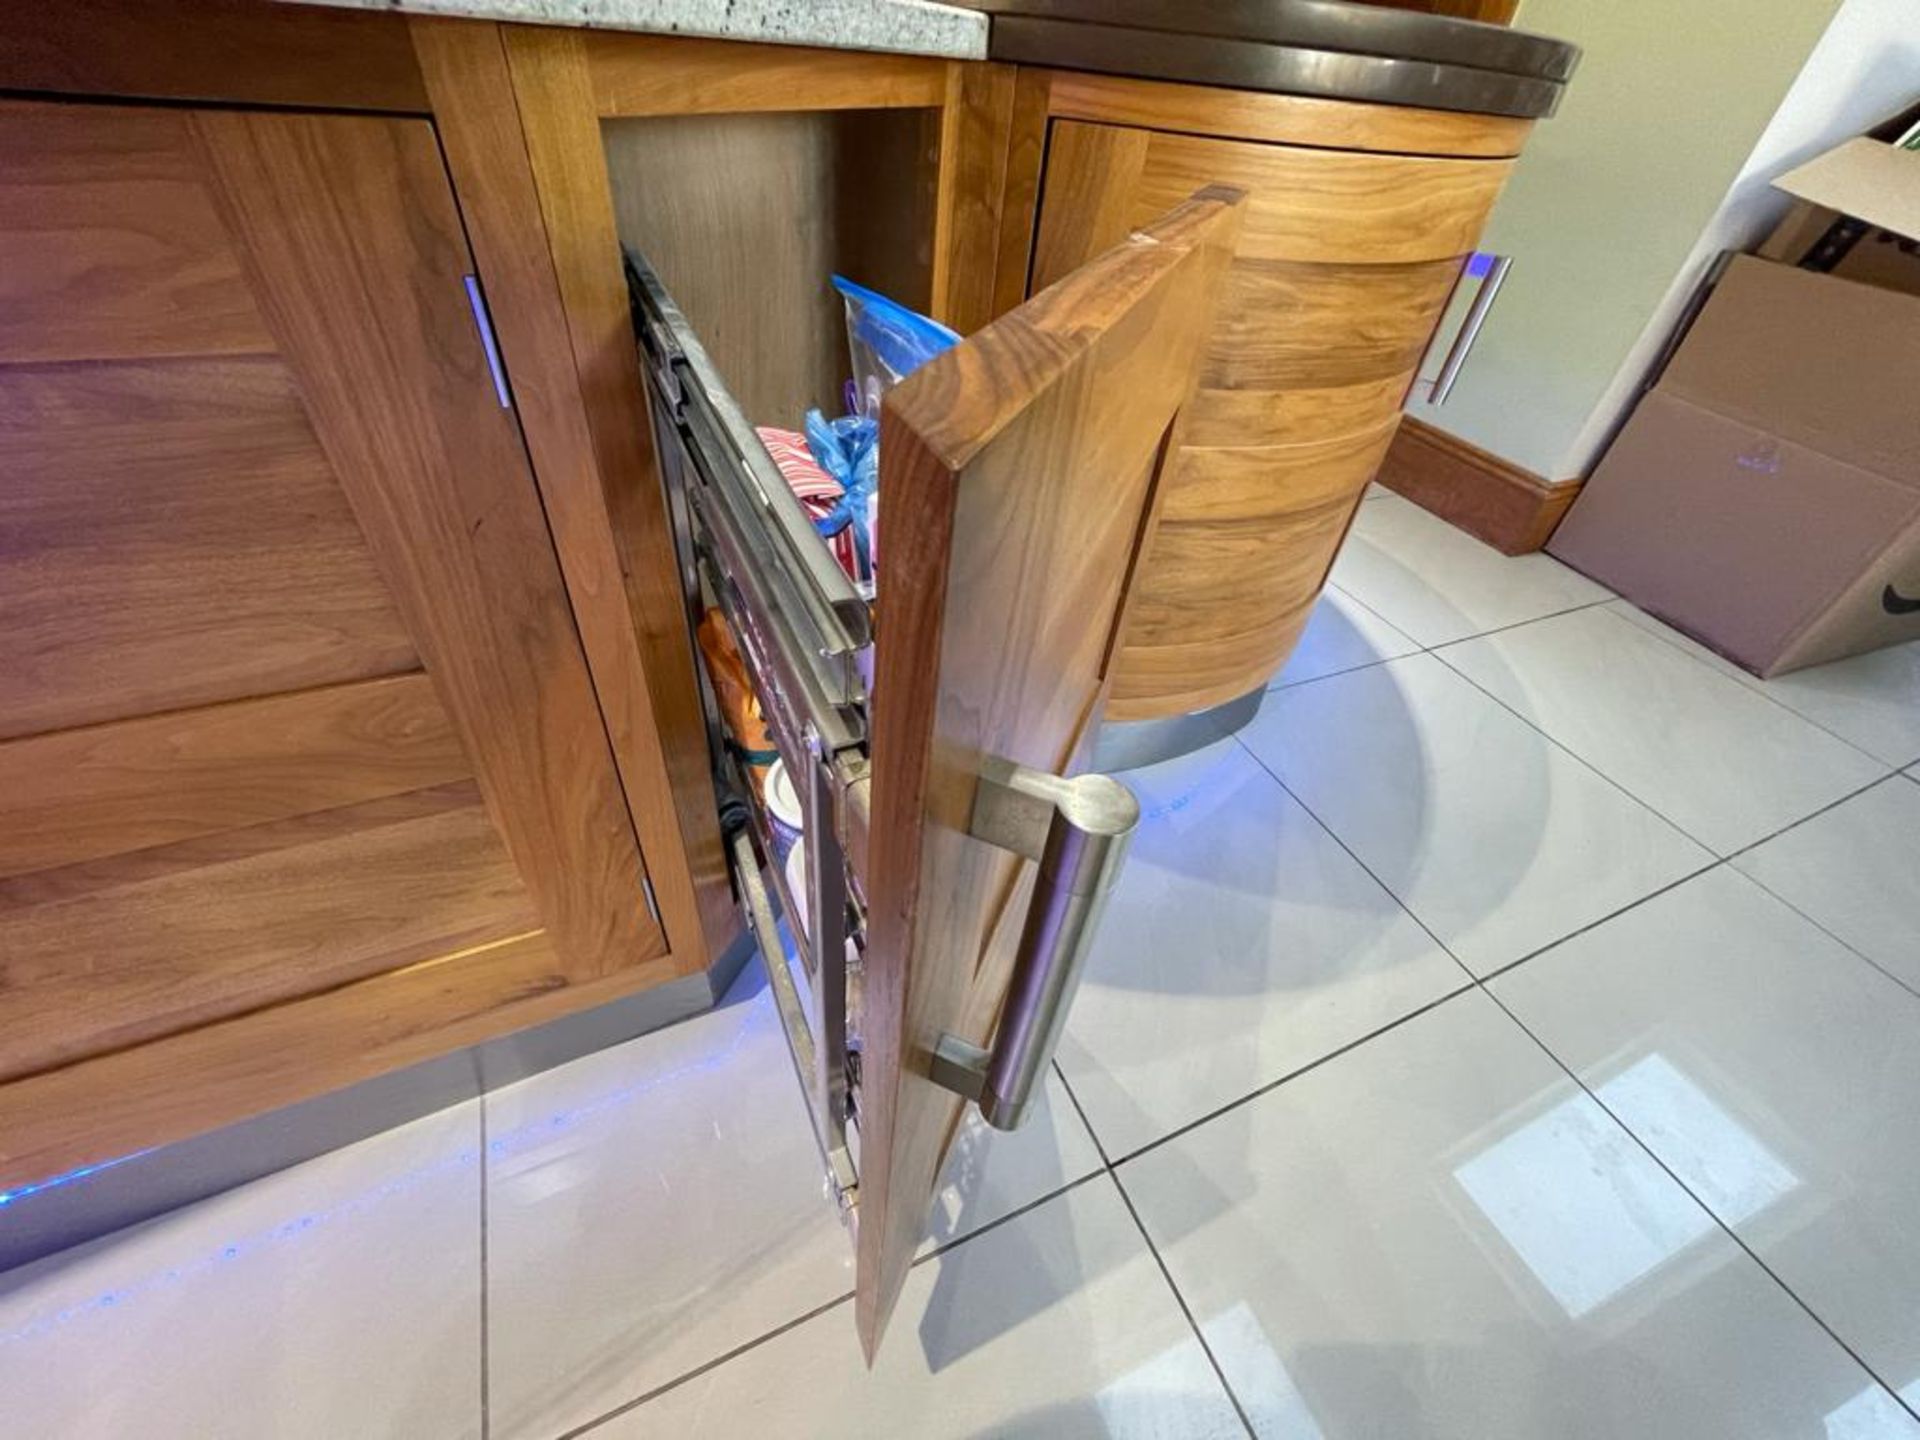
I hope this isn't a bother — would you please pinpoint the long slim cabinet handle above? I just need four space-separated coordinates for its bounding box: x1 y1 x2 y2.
928 758 1139 1131
1426 252 1513 406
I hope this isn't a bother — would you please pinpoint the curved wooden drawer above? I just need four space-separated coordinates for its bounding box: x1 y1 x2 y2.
1029 112 1513 720
1127 130 1513 266
1201 257 1461 391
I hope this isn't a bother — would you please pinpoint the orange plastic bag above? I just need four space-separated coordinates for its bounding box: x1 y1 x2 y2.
696 607 777 798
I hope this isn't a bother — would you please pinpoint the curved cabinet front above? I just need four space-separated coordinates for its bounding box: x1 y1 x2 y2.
1025 96 1521 722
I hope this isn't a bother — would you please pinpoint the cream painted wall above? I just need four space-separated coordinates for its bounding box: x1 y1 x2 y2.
1563 0 1920 476
1401 0 1844 480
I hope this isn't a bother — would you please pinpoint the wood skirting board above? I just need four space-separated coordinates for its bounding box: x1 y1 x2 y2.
1377 416 1583 556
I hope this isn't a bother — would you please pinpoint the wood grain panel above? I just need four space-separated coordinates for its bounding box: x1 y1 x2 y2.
1030 110 1513 716
0 0 428 111
987 67 1059 320
1201 256 1462 390
410 17 721 971
192 108 666 977
1184 374 1415 449
505 25 744 970
1129 129 1513 264
1158 423 1400 524
1028 121 1149 303
0 782 538 1081
0 927 685 1196
584 30 946 116
603 109 937 423
1121 501 1355 648
0 673 468 881
0 100 272 362
857 191 1241 1355
1110 605 1317 718
1379 414 1584 555
930 61 1018 335
1045 69 1532 158
0 355 422 738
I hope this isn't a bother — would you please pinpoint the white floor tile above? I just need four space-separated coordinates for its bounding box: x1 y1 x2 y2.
485 963 1100 1439
1733 778 1920 995
1120 989 1915 1440
1493 867 1920 1405
0 1105 481 1440
598 1177 1245 1440
1241 654 1711 975
1610 602 1920 770
1440 605 1889 855
1270 586 1421 690
1058 740 1468 1156
1330 493 1610 648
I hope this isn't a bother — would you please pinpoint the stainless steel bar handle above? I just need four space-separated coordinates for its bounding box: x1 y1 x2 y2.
1426 252 1512 406
930 759 1139 1131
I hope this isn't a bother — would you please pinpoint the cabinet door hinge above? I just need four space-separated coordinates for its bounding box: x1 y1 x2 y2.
462 274 513 410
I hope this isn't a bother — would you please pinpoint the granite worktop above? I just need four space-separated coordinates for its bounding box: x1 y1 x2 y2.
295 0 988 59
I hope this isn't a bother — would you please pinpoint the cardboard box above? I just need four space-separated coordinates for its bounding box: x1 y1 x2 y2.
1550 138 1920 677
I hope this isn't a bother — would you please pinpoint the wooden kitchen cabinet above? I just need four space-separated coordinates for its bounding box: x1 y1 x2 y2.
994 69 1532 724
0 90 675 1190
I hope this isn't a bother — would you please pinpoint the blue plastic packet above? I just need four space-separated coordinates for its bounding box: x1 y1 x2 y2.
804 407 878 579
832 274 960 419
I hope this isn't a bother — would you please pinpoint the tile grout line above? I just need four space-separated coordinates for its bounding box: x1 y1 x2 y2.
1099 981 1475 1171
1720 770 1904 864
1050 1063 1259 1440
1473 977 1920 1427
1707 767 1919 1003
1598 600 1911 770
1243 602 1920 1417
560 1165 1116 1436
1266 577 1613 700
1421 640 1736 858
558 1284 861 1439
1410 591 1618 652
1469 858 1726 988
1239 714 1920 1421
1231 731 1484 962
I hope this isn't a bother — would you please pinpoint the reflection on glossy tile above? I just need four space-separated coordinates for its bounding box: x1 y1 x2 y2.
1494 868 1920 1404
1733 778 1920 995
1440 606 1888 855
1271 586 1420 690
602 1179 1245 1440
1451 1083 1717 1319
0 1105 481 1440
1612 602 1920 769
485 963 1100 1439
1059 740 1467 1156
1330 493 1610 648
1242 654 1710 975
919 1072 1104 1255
1121 990 1914 1440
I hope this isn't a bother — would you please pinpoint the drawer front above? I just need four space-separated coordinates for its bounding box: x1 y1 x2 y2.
1031 118 1512 721
638 192 1243 1358
854 191 1243 1354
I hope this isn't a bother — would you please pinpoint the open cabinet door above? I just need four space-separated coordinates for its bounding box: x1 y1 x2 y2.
857 187 1244 1355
